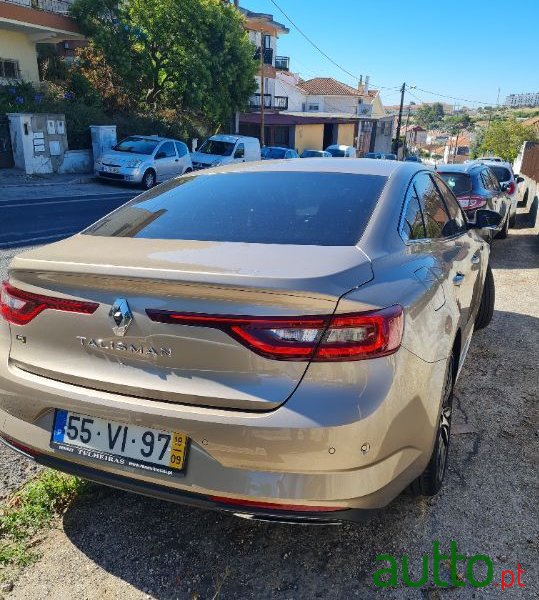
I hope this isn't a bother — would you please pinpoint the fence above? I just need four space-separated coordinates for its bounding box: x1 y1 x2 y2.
520 142 539 182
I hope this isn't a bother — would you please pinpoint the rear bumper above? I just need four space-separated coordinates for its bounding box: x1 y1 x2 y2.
0 344 447 517
0 435 373 524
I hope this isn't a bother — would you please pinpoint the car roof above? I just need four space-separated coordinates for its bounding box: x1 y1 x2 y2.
210 134 258 143
194 157 417 178
122 135 185 144
477 159 513 170
326 144 353 149
264 146 289 151
436 161 487 174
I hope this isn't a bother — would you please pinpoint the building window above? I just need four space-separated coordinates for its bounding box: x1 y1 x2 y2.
308 104 319 111
0 59 20 80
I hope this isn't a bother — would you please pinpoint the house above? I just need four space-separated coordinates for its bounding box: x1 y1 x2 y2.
426 130 450 145
402 125 427 149
239 6 290 112
0 0 83 84
240 70 393 155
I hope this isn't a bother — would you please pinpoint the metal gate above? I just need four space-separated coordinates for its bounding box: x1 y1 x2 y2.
0 116 14 169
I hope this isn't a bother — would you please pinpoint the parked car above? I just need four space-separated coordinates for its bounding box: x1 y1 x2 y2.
477 159 522 226
437 162 512 238
325 144 357 158
300 149 332 158
364 152 382 159
261 147 299 160
477 155 504 163
383 153 397 160
191 134 261 170
95 136 192 190
404 155 422 163
0 159 501 524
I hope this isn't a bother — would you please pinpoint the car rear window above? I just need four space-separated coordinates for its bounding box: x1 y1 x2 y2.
85 172 387 246
438 172 472 196
489 166 512 183
262 147 286 159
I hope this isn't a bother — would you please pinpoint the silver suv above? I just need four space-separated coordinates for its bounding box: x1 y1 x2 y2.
95 136 193 189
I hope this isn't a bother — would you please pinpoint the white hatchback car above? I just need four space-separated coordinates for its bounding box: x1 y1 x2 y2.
95 136 193 190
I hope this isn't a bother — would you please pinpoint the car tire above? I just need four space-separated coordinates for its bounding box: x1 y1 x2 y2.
496 214 509 239
408 353 454 497
474 266 495 331
141 169 156 190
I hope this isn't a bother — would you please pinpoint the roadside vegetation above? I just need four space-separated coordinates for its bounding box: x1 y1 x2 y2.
0 470 88 580
0 0 257 150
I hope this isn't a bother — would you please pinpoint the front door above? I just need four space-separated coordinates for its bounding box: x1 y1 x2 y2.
0 116 14 169
153 141 179 181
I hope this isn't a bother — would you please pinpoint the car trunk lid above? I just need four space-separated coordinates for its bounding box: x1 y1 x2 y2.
6 235 373 411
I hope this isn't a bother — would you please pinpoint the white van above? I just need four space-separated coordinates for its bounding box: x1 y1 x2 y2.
191 134 261 170
325 144 357 158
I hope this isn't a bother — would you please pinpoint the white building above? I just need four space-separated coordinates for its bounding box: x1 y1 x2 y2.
505 92 539 108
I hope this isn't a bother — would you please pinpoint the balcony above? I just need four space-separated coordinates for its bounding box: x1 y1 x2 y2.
275 56 290 71
253 47 273 66
249 94 289 111
2 0 73 14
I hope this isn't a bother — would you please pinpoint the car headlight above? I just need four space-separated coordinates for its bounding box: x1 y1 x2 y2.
125 159 143 168
211 160 222 167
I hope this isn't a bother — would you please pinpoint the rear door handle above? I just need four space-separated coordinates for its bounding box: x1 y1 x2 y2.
453 272 465 286
471 254 480 265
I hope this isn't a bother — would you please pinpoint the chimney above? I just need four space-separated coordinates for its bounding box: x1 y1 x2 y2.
364 75 370 94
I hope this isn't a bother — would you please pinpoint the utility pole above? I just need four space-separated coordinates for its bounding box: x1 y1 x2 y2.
259 39 265 147
402 107 411 158
394 82 405 157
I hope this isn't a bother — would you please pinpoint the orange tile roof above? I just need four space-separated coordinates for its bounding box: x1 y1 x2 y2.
297 77 377 98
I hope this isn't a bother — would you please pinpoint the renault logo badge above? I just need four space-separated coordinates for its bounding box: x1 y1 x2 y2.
109 298 133 337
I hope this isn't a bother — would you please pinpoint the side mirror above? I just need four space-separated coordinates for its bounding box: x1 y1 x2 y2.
515 176 524 184
155 151 166 160
469 209 502 230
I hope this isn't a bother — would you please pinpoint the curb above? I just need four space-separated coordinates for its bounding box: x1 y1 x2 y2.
0 191 136 204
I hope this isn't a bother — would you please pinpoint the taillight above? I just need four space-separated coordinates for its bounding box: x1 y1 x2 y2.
506 181 515 195
146 305 403 362
457 195 487 211
1 281 99 325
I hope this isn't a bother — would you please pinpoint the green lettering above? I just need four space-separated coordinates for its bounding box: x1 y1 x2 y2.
432 541 450 587
467 555 493 588
450 541 466 587
373 554 399 588
402 554 429 587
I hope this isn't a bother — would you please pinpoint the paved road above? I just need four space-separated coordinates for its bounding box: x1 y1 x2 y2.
0 190 136 249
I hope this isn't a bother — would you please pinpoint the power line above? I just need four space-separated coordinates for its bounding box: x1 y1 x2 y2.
267 0 399 92
267 0 497 106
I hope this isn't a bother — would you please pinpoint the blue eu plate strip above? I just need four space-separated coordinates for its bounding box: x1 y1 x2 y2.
52 410 67 443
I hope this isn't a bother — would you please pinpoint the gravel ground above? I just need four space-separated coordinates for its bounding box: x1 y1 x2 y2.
1 208 537 599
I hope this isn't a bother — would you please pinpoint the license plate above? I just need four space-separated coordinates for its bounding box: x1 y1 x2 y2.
51 410 188 475
103 165 119 173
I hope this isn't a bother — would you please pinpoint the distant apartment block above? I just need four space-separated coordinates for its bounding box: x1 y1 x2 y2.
505 92 539 108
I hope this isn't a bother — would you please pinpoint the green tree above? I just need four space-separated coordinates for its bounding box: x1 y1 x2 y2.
71 0 257 126
415 102 445 129
479 119 538 162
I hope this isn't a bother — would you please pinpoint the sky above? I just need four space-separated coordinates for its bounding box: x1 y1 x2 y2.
243 0 539 108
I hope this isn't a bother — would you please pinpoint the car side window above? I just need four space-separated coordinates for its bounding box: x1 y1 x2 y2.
480 170 494 191
401 183 426 241
487 170 500 191
175 142 188 157
157 142 176 158
234 143 245 159
432 175 467 236
414 172 451 239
